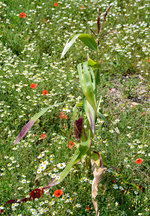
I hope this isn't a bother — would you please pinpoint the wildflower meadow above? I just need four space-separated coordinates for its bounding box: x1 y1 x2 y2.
0 0 149 215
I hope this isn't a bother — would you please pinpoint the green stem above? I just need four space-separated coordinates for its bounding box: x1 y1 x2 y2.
142 108 149 144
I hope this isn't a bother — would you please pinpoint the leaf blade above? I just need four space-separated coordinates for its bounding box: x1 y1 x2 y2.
61 34 97 59
78 63 96 112
61 34 80 59
84 99 95 135
46 139 90 187
79 34 97 50
14 107 50 144
15 101 72 144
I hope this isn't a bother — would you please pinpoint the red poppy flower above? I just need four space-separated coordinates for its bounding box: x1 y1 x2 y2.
43 19 47 22
85 207 90 211
42 90 48 95
68 141 74 149
41 134 46 139
54 2 58 7
9 25 12 28
59 112 63 119
59 112 68 119
147 59 150 63
54 189 62 197
135 158 143 164
30 83 37 89
81 6 85 9
19 12 26 18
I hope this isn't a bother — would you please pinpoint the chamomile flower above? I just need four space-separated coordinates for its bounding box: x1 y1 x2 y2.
57 163 66 169
51 173 56 178
113 184 118 189
21 179 26 184
75 203 82 208
49 201 55 206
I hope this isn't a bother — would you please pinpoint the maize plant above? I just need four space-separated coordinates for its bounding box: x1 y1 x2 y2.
1 5 121 215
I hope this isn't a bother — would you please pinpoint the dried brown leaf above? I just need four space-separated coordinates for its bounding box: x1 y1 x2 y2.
91 159 106 216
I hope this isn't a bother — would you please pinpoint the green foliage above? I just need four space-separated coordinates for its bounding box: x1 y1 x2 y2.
78 34 97 50
0 0 149 215
77 62 97 113
61 33 97 59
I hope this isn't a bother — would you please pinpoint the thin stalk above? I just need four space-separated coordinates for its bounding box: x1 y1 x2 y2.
142 108 149 144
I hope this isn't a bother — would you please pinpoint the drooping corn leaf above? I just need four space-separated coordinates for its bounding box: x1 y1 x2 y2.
78 34 97 50
15 101 71 144
61 34 97 59
61 34 80 59
15 106 51 144
47 149 80 187
46 139 91 187
77 62 97 113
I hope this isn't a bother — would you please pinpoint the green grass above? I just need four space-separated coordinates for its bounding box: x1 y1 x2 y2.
0 0 150 215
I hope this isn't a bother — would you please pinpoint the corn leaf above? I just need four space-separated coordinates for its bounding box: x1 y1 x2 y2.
14 107 51 144
84 99 95 135
47 149 80 187
15 101 71 144
90 67 96 94
96 69 100 85
91 157 107 216
78 34 97 50
77 62 97 113
75 139 91 163
88 58 97 66
61 34 80 59
61 34 97 59
46 139 91 187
